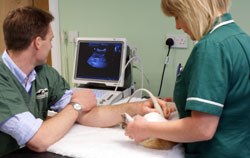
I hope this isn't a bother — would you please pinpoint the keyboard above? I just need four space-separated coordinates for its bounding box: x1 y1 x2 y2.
91 89 123 105
92 89 107 98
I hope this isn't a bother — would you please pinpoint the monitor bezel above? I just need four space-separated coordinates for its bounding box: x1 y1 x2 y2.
72 37 127 88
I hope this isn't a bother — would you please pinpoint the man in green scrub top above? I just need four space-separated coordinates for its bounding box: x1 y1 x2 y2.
0 6 159 156
125 0 250 157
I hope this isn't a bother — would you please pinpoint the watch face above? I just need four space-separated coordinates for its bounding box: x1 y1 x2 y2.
73 103 82 111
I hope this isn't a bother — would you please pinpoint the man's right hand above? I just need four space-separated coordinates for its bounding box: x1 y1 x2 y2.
70 89 97 112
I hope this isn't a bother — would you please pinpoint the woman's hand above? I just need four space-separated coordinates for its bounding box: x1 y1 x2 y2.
156 99 176 119
137 98 176 119
125 115 149 143
137 99 159 115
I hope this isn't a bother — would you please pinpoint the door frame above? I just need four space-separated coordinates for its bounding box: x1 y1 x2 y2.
49 0 62 74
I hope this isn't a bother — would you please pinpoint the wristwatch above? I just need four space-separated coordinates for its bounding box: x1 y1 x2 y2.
71 102 82 112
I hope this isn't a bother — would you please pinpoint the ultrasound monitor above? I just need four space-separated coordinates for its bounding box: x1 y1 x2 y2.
72 37 127 88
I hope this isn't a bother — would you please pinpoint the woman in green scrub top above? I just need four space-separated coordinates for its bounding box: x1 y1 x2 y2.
125 0 250 157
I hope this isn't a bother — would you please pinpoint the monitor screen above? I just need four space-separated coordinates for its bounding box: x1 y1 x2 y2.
72 37 127 88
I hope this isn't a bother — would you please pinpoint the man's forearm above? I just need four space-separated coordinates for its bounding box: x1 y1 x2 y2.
26 104 79 152
76 102 141 128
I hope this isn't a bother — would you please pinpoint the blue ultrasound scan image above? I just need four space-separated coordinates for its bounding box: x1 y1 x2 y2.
86 43 121 69
87 48 108 68
76 42 122 81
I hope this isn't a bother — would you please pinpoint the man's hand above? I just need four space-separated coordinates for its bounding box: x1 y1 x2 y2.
71 89 97 112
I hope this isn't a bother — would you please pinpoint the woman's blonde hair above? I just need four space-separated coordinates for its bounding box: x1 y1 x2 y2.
161 0 231 40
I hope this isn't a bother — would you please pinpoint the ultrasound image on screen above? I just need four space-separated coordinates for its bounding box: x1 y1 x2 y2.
76 42 123 81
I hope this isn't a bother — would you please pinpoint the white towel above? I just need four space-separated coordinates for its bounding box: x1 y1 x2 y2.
47 124 184 158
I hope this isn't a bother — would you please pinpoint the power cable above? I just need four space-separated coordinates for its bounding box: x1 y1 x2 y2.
157 38 174 97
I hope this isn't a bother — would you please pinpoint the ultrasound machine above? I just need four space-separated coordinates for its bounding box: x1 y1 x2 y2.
72 37 133 105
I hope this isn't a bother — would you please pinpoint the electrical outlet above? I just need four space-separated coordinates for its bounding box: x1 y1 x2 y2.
61 31 68 44
166 34 188 48
68 31 79 43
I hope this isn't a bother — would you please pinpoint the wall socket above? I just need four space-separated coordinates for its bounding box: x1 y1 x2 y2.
68 31 79 43
166 34 188 48
62 30 79 43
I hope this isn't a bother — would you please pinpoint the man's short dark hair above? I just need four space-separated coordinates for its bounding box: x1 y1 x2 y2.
3 6 54 51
